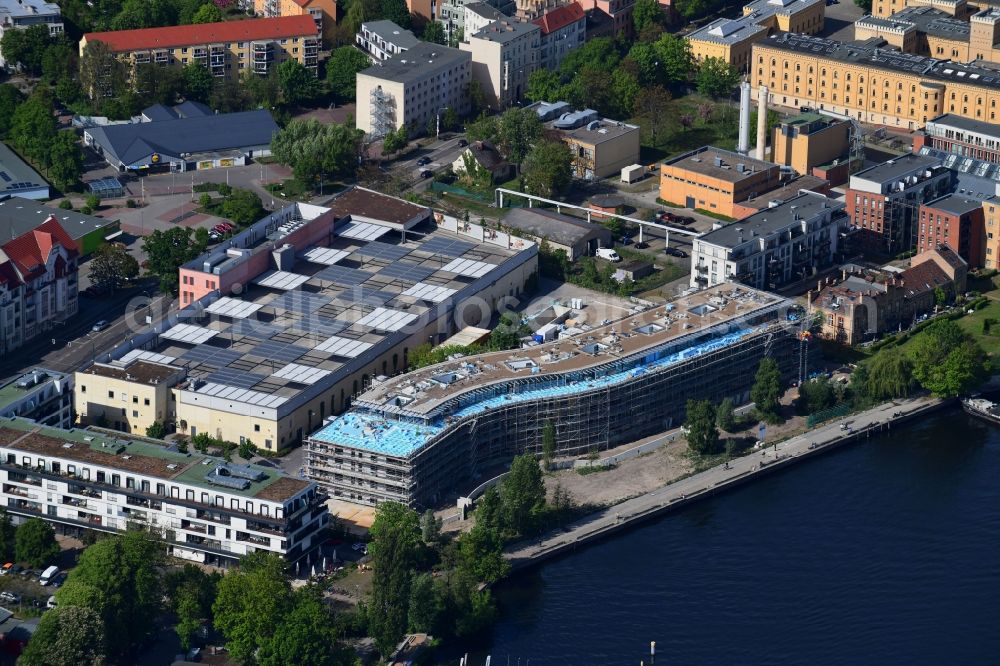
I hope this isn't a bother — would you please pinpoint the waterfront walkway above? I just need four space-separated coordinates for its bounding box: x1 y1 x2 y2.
506 395 947 569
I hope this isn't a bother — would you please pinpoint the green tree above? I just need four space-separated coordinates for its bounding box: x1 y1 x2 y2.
440 106 460 133
238 439 257 459
522 140 572 198
863 347 914 401
422 20 446 44
497 107 542 166
468 79 488 114
750 357 783 423
134 61 184 106
0 84 23 138
457 522 509 584
174 585 204 652
277 59 319 106
634 85 672 148
419 509 441 544
465 113 499 143
182 63 214 103
541 420 556 469
10 91 57 168
211 76 253 112
15 518 59 567
325 45 370 102
368 501 420 657
654 34 693 88
934 286 948 306
271 119 363 182
55 530 163 661
145 421 166 439
41 42 77 87
407 572 442 633
221 188 265 226
487 311 522 351
685 399 719 455
257 586 351 666
696 56 741 99
612 69 641 117
716 397 737 432
475 485 502 536
627 41 664 87
526 68 562 103
213 552 292 663
79 40 129 104
910 320 989 397
381 125 409 153
18 606 107 666
1 23 51 76
0 509 14 563
381 0 411 28
633 0 665 34
48 131 84 191
142 226 205 293
191 2 222 22
796 375 836 414
500 453 545 537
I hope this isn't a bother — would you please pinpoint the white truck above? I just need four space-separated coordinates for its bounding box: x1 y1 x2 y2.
596 248 622 262
39 565 59 586
620 164 646 184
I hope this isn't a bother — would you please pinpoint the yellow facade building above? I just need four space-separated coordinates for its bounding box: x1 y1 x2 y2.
75 361 186 435
771 112 852 175
660 146 781 218
752 32 1000 131
983 200 1000 269
253 0 337 45
686 0 824 71
79 15 318 91
873 0 967 19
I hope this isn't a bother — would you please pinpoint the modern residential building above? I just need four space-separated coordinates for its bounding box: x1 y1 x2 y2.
690 192 847 290
0 217 78 356
356 42 472 137
501 207 612 260
77 188 538 449
912 113 1000 162
307 284 806 506
253 0 336 44
810 246 968 344
83 106 279 173
982 198 1000 269
730 173 831 219
0 143 48 201
437 0 515 45
356 20 419 62
0 370 73 429
79 15 319 91
0 417 328 565
464 2 507 36
917 192 986 267
751 31 1000 130
660 146 782 218
554 117 641 181
0 196 119 257
846 154 953 256
532 1 585 70
0 0 62 69
686 0 823 71
771 112 852 177
460 18 540 109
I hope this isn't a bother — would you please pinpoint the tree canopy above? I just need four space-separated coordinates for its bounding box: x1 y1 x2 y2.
271 119 363 183
90 244 139 293
522 140 572 198
326 46 371 102
500 453 546 537
213 552 292 663
19 606 108 666
142 226 208 293
909 320 990 396
685 399 720 455
369 501 421 656
696 57 741 99
751 357 784 423
15 518 60 568
861 347 914 401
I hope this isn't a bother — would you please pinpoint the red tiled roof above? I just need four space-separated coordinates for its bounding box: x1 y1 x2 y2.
0 217 78 280
900 261 949 296
533 2 585 35
83 15 317 52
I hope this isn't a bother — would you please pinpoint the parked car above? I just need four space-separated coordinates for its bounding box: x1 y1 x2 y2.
92 320 109 332
621 236 632 246
50 573 66 588
0 591 19 603
416 156 431 166
46 596 56 610
1 563 13 575
665 247 688 258
8 565 22 576
420 170 433 179
457 138 468 147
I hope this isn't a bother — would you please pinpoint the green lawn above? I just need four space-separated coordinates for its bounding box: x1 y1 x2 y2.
955 297 1000 356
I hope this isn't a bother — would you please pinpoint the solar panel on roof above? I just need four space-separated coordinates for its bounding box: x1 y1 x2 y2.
355 241 410 262
418 236 475 257
161 323 219 344
338 221 393 241
294 316 348 337
230 319 285 340
356 307 419 332
315 335 374 358
332 286 394 306
195 382 289 408
378 262 436 283
205 297 263 319
250 340 308 363
117 349 178 366
253 270 310 290
440 257 495 278
271 291 331 314
271 362 332 385
401 282 457 303
303 247 351 265
314 265 372 286
204 368 266 390
182 346 242 369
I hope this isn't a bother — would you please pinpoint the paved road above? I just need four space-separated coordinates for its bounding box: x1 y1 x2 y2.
505 395 944 568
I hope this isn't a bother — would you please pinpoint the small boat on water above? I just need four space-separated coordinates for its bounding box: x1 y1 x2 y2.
961 397 1000 425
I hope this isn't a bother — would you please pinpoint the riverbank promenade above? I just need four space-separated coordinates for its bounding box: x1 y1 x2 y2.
506 395 948 569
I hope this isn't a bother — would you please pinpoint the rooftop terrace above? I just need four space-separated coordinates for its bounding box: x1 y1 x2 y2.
311 285 789 458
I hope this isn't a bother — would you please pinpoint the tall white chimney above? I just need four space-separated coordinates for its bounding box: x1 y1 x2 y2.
756 85 769 160
738 81 752 154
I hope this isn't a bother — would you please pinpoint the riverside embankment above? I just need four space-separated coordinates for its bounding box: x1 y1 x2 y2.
505 395 950 569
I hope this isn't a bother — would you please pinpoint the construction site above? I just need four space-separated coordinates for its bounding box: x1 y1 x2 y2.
307 283 815 508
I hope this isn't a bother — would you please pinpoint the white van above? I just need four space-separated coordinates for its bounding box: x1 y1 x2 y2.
46 595 56 610
596 248 621 262
39 566 59 586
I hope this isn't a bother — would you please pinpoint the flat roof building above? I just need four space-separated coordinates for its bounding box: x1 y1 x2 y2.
0 417 328 566
460 19 540 109
692 191 847 290
557 118 641 181
356 20 419 62
771 112 852 177
0 143 48 201
501 207 612 260
661 146 782 218
308 284 806 507
913 113 1000 163
917 192 987 267
79 189 538 451
356 42 472 137
83 107 279 174
0 196 119 256
0 370 72 429
0 0 62 68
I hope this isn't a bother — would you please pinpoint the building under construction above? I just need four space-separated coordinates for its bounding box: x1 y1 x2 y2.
307 284 812 507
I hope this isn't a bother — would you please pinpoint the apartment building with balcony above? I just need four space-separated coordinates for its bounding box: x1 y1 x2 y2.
690 192 846 291
0 0 62 68
532 1 585 70
0 217 78 356
912 113 1000 162
460 18 540 109
253 0 336 44
79 15 318 92
356 20 420 62
0 417 328 566
0 370 73 429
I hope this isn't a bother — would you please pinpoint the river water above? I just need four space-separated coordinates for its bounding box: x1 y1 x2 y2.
444 407 1000 665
